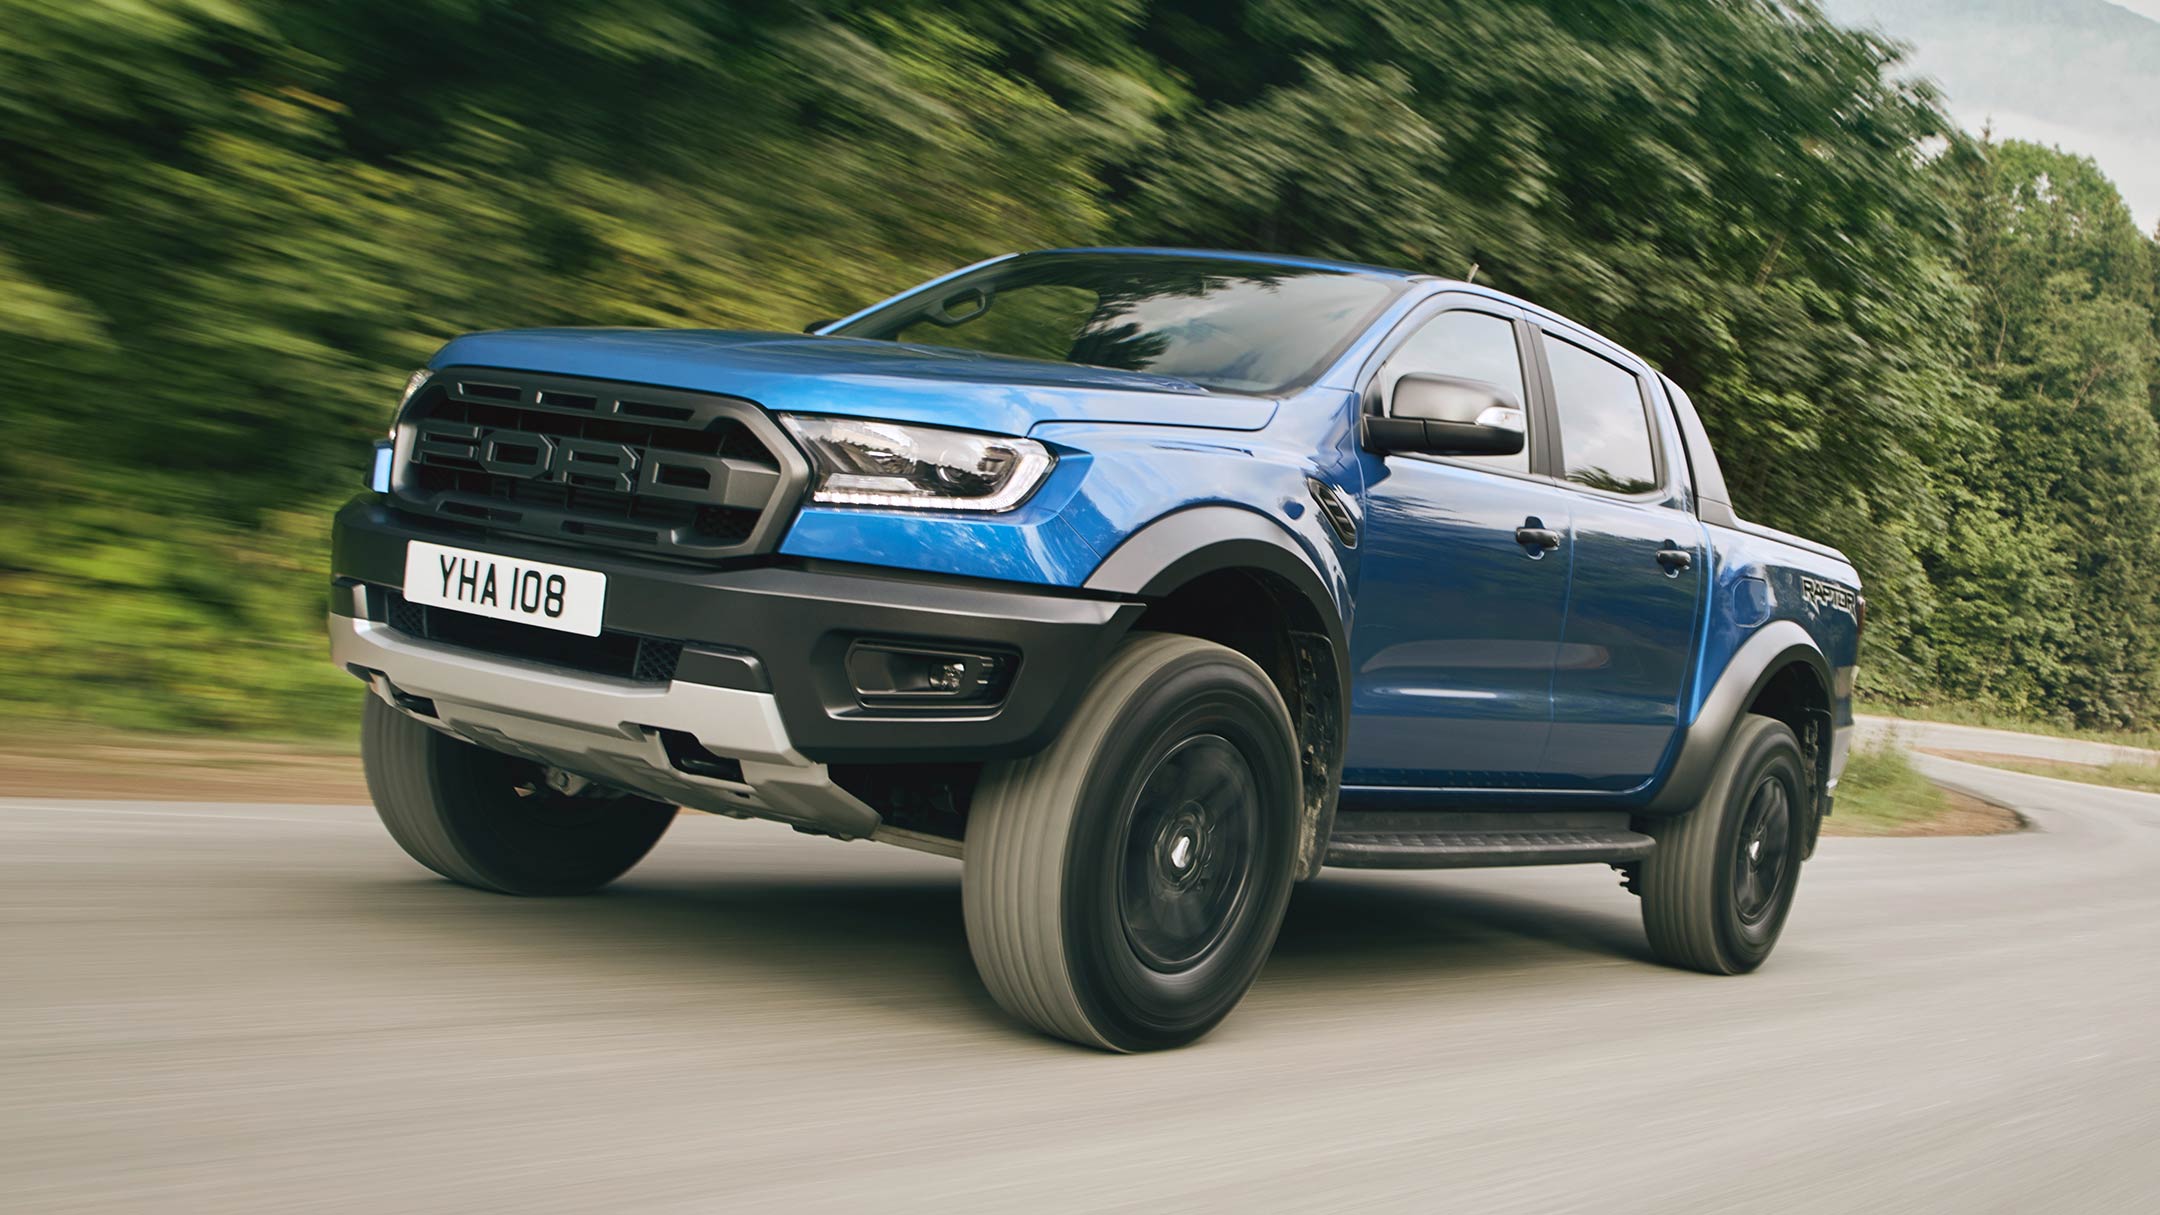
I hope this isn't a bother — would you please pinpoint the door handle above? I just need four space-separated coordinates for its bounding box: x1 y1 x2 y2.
1656 546 1694 573
1515 522 1562 552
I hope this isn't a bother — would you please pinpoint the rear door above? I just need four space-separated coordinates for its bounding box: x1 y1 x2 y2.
1534 329 1706 790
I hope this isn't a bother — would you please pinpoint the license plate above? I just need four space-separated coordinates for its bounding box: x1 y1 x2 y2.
401 541 606 637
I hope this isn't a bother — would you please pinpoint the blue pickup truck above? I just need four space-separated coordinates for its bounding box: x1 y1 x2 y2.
330 248 1861 1051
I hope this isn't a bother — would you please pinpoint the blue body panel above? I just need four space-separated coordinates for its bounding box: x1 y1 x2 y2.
1694 523 1863 731
432 329 1272 433
424 252 1861 806
1344 455 1573 785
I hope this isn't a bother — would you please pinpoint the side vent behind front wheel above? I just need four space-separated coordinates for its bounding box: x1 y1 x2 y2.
1306 477 1359 549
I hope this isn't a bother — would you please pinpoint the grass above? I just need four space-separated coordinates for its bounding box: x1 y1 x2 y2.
1827 737 1949 834
1857 699 2160 753
1925 751 2160 795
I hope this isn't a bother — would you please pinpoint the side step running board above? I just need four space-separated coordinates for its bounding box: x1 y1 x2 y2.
1323 810 1655 870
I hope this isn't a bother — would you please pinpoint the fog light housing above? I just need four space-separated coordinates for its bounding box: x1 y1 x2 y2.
845 641 1015 708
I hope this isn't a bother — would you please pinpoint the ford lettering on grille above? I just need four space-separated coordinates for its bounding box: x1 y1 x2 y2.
415 423 719 500
392 369 801 559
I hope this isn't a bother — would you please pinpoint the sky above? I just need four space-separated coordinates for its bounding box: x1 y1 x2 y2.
1824 0 2160 231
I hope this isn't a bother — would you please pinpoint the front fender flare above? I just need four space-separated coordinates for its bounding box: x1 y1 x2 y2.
1084 506 1347 654
1085 506 1350 879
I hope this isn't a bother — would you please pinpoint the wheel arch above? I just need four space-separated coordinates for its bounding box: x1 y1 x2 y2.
1085 507 1349 879
1647 621 1833 818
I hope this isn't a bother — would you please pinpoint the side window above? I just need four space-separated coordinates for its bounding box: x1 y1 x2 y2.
1379 309 1530 473
1542 334 1659 494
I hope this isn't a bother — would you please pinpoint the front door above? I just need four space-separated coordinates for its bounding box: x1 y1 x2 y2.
1536 331 1706 789
1346 303 1574 787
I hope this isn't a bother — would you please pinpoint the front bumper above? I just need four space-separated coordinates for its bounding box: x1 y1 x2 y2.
330 498 1143 833
332 610 883 833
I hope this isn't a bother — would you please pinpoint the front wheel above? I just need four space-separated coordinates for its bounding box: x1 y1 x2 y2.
1639 713 1810 974
361 695 676 896
962 634 1302 1051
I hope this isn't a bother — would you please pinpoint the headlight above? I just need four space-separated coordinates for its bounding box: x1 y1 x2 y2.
780 416 1054 512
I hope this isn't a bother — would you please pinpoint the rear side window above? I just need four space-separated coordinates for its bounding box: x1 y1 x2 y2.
1542 334 1658 494
1379 309 1531 473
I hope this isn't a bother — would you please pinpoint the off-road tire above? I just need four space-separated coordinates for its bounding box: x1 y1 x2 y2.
963 633 1302 1052
1639 713 1809 974
361 695 676 895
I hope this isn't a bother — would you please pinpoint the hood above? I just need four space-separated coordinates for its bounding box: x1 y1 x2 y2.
428 329 1277 434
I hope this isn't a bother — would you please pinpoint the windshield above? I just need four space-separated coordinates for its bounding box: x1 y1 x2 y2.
829 253 1407 395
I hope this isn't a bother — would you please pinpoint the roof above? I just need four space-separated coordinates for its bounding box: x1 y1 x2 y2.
1032 246 1429 279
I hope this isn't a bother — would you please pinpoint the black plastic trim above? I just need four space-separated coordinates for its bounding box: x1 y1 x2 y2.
1084 506 1350 879
1643 621 1831 814
332 498 1142 762
389 366 812 562
1305 477 1359 548
1516 316 1566 478
1659 374 1738 527
1324 810 1654 869
676 646 769 693
1086 509 1340 630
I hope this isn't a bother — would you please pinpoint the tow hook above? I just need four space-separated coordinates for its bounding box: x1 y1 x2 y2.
515 767 602 798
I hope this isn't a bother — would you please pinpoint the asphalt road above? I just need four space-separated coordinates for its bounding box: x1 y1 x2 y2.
6 726 2159 1213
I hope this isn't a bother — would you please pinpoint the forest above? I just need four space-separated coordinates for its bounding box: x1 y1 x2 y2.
2 0 2156 736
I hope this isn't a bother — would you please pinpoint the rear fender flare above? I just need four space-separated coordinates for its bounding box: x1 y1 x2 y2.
1645 620 1831 815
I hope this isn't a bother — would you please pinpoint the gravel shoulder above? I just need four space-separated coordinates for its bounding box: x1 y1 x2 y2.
0 722 2029 838
0 725 365 804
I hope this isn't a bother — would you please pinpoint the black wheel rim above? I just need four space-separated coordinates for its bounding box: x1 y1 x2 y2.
1117 734 1259 973
1732 774 1794 926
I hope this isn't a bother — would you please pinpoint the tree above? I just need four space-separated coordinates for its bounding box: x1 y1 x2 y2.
3 0 2158 732
1938 139 2160 725
1116 0 1977 696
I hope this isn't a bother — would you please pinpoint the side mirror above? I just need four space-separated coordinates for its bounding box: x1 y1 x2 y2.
1364 373 1526 457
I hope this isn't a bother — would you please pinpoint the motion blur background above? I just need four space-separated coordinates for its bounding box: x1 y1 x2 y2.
3 0 2158 741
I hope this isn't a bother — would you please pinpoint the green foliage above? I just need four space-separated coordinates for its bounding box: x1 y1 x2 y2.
1117 1 2159 725
0 0 1155 732
1 0 2157 734
1927 139 2160 726
1118 0 1982 697
1829 736 1950 834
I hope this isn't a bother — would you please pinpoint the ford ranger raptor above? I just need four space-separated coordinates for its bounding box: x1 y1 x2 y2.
330 248 1862 1051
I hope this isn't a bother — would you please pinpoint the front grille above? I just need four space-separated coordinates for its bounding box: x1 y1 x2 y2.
385 593 683 684
393 369 800 560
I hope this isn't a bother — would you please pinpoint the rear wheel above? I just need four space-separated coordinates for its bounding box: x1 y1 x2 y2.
963 634 1301 1051
361 696 676 895
1639 713 1809 973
